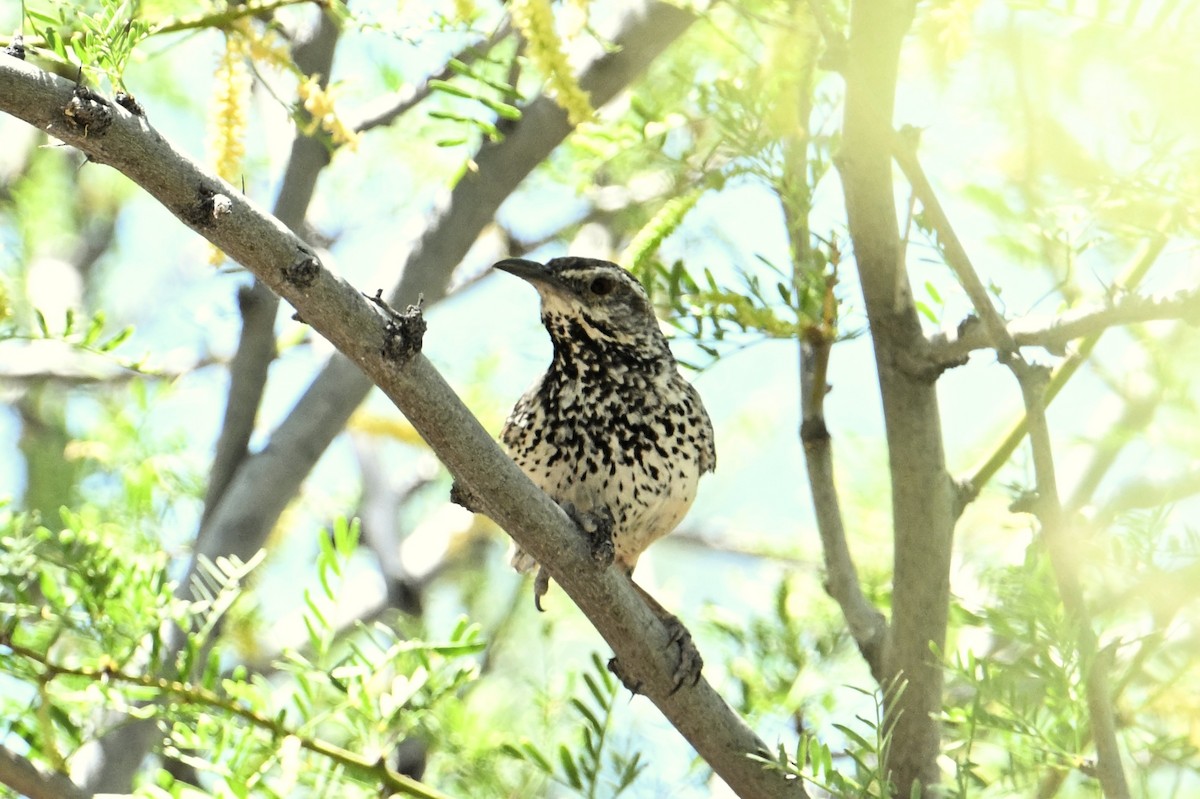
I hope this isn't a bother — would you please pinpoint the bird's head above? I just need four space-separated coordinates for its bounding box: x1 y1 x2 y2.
494 257 669 360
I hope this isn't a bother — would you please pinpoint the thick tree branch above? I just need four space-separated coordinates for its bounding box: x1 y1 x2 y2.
88 12 346 792
0 746 90 799
837 0 950 794
0 14 807 796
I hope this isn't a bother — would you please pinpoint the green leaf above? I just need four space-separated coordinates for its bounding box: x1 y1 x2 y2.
570 697 602 733
100 325 133 352
582 672 608 709
558 744 583 789
83 311 105 346
428 78 474 99
924 280 943 305
519 741 553 774
26 9 59 24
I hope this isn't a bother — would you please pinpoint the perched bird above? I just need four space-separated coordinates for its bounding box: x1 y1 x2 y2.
494 256 716 689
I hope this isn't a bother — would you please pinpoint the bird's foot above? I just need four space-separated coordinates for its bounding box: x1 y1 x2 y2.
607 613 703 696
560 501 615 569
607 656 643 695
662 612 704 694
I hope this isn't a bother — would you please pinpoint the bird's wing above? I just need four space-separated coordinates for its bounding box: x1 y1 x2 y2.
687 382 717 474
500 377 543 452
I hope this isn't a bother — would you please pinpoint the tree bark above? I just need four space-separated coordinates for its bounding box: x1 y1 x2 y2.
837 0 952 794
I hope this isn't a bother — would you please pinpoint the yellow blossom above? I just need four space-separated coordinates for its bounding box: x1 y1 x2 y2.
509 0 594 126
297 75 361 151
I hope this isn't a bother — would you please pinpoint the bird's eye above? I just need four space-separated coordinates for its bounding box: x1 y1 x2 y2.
589 275 615 296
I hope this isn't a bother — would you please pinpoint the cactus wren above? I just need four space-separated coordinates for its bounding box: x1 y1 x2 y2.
495 256 716 689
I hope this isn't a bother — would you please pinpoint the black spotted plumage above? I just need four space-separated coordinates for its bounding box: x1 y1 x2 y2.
496 257 716 579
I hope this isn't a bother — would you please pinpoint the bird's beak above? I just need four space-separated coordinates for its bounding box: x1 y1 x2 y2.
492 258 550 284
493 258 571 297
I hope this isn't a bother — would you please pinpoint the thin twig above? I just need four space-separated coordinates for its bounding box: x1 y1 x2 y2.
349 21 513 134
892 129 1016 355
928 289 1200 366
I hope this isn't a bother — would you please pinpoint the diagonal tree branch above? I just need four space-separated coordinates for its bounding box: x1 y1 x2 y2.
0 745 90 799
84 11 348 792
348 20 512 134
0 10 808 796
892 129 1016 356
192 0 700 576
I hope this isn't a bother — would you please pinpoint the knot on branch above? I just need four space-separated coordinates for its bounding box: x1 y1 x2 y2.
367 290 426 363
5 34 26 60
63 84 113 137
183 186 233 229
281 251 320 288
114 91 146 118
800 416 830 447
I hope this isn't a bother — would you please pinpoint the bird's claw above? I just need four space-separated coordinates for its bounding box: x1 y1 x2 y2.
663 614 704 694
607 614 703 696
560 501 616 569
607 656 643 695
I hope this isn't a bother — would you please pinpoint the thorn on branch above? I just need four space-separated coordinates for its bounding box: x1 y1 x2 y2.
366 290 426 363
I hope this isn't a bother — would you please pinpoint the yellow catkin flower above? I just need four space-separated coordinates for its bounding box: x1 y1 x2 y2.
207 29 251 264
245 24 294 72
296 75 361 151
509 0 594 126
